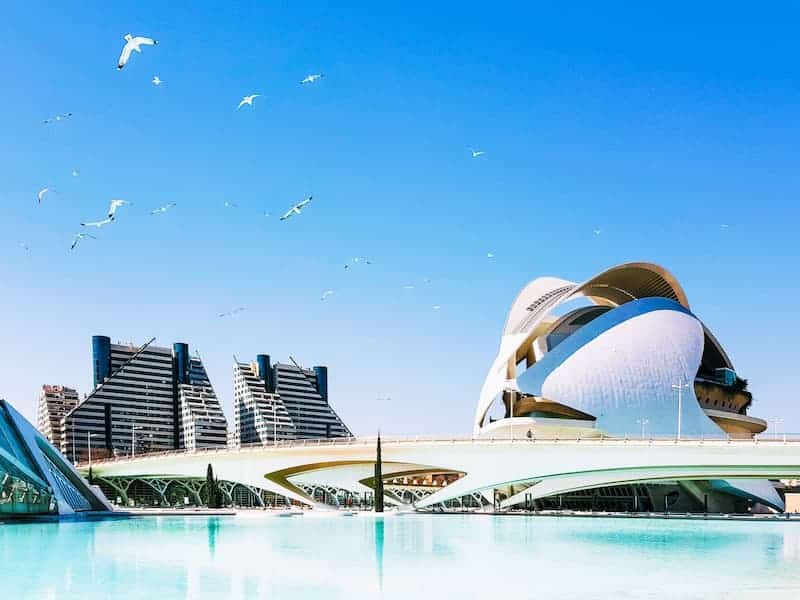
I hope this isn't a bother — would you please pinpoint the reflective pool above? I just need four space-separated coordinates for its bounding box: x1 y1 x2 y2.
3 513 800 599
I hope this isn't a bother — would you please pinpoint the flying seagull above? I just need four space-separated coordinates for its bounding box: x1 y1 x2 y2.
432 305 441 311
150 202 176 215
72 169 79 177
321 290 334 301
152 76 163 86
37 187 51 204
469 148 485 158
344 257 372 269
224 201 238 209
487 252 495 259
236 94 260 110
43 113 73 124
19 242 30 252
593 228 602 236
300 73 324 84
117 34 158 70
107 199 130 219
720 224 730 230
70 233 96 251
280 196 312 221
81 199 130 228
81 217 113 228
219 307 246 318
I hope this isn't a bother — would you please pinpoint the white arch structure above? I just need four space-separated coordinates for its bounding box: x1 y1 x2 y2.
89 262 785 512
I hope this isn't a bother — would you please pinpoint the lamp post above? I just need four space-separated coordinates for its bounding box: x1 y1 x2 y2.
772 417 785 440
636 418 649 439
87 432 101 469
671 378 690 440
131 424 145 458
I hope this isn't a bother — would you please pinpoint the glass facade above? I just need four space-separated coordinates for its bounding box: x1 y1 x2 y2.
92 335 111 388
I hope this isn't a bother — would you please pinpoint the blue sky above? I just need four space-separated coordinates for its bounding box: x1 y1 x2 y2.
2 2 799 434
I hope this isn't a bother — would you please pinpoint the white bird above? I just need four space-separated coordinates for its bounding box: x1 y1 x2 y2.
107 199 130 219
224 201 238 209
117 34 158 70
43 112 72 124
300 73 324 84
152 76 163 86
37 187 50 204
469 148 485 158
720 224 730 230
593 228 602 236
263 211 272 218
487 252 495 259
150 202 176 215
19 242 30 252
236 94 261 110
70 233 96 251
81 217 113 228
321 290 334 301
72 169 80 177
218 307 246 318
280 196 312 221
432 305 441 311
344 257 372 269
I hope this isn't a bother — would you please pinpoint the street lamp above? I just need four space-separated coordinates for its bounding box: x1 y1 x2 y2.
87 432 101 469
771 417 785 440
636 418 649 439
671 378 690 440
131 424 146 458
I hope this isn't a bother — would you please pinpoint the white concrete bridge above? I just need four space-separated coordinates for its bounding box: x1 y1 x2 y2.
86 435 800 511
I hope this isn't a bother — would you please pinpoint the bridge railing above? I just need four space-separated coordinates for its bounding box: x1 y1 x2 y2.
77 432 800 468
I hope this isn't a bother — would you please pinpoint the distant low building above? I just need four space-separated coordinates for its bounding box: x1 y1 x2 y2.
36 385 79 449
230 354 351 447
61 336 227 462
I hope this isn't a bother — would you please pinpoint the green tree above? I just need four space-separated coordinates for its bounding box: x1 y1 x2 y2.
206 463 221 509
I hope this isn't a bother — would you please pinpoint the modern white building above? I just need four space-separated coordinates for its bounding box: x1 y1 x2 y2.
36 385 79 450
61 336 227 462
89 263 796 514
230 354 351 447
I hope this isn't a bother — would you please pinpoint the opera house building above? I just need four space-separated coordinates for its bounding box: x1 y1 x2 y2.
6 261 798 518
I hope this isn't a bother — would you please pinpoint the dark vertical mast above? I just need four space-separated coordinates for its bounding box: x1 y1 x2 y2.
374 433 384 513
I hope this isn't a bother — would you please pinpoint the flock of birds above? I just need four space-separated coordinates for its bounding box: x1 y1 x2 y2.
31 32 508 317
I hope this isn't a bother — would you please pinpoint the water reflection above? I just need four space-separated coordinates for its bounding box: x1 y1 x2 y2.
374 517 385 592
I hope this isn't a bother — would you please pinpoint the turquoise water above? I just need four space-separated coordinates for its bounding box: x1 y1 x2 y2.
3 514 800 599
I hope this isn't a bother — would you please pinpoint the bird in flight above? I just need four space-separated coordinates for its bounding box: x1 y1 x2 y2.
224 201 238 209
219 307 246 318
344 257 372 269
321 290 334 301
432 305 441 311
469 148 485 158
487 252 495 259
301 73 324 84
43 113 72 124
107 199 130 218
720 224 730 230
150 202 176 215
117 34 158 70
236 94 261 110
81 199 130 228
70 233 96 251
19 242 30 252
72 169 79 177
280 196 312 221
593 228 602 236
37 187 51 204
152 76 163 86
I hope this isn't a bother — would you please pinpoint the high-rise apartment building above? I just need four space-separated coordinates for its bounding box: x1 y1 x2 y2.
230 354 351 447
61 336 227 462
36 385 79 449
